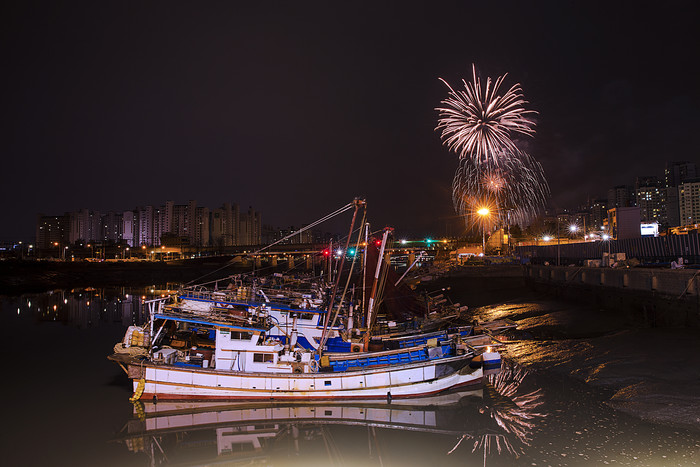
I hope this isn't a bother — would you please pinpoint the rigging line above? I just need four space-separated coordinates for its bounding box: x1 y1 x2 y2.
184 200 356 285
251 201 356 255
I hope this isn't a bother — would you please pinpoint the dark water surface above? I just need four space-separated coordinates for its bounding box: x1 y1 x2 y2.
1 288 698 466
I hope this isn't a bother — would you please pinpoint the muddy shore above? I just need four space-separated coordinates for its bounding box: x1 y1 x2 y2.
432 267 700 433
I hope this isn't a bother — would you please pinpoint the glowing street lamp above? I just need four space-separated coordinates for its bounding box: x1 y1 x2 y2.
602 234 611 266
477 207 490 255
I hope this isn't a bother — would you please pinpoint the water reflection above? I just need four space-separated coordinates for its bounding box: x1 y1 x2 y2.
16 286 165 328
3 291 699 465
117 362 546 466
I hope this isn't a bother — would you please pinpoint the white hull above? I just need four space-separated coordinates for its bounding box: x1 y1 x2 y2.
131 355 483 401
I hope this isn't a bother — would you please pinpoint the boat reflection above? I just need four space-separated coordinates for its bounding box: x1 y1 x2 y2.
118 362 545 466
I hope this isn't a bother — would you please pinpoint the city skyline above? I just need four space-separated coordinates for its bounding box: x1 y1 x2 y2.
30 156 700 251
35 199 263 250
3 2 699 241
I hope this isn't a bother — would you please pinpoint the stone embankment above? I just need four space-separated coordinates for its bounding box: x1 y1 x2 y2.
525 264 700 328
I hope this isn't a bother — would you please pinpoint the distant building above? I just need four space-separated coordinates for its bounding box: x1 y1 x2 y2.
239 207 262 246
665 161 698 227
665 161 697 188
607 185 631 209
36 214 69 250
68 209 102 244
589 198 608 231
608 206 641 240
211 203 239 247
634 176 663 225
122 211 137 247
136 206 155 246
101 211 123 243
193 206 210 247
678 178 700 226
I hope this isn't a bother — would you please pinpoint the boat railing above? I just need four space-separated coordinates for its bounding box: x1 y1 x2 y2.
180 287 327 312
161 304 273 330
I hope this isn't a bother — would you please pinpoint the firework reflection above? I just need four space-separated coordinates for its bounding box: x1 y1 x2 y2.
448 361 546 460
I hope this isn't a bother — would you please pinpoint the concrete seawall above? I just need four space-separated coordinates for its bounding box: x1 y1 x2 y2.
525 265 700 328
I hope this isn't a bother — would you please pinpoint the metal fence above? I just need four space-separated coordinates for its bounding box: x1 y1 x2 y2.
514 233 700 265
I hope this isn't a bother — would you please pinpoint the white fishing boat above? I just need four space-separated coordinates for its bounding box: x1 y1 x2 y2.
109 298 500 401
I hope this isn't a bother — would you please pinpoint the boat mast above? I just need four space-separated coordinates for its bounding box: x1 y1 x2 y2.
364 227 392 351
320 198 364 355
361 222 369 324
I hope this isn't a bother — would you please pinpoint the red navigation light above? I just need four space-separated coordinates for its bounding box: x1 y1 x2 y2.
374 239 382 247
322 249 330 257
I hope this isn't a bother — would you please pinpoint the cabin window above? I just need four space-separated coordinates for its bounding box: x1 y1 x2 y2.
301 313 314 320
230 331 253 340
324 380 332 386
253 353 274 363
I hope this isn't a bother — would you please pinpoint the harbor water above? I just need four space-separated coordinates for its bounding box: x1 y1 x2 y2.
1 287 699 466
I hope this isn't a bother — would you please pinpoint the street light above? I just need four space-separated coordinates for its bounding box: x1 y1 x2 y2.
477 207 490 256
602 234 611 266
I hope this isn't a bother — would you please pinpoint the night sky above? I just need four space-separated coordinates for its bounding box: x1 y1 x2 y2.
3 1 698 241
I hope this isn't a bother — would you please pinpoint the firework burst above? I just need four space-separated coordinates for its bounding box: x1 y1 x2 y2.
436 65 536 166
452 152 549 227
436 65 549 229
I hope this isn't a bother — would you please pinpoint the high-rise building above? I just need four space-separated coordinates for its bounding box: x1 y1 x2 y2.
102 211 123 243
634 176 663 224
68 209 102 244
607 185 631 209
665 161 698 228
678 178 700 226
136 206 155 246
211 202 240 247
122 211 137 247
36 214 69 249
239 207 262 245
193 206 210 247
173 202 193 239
665 161 697 188
589 198 608 231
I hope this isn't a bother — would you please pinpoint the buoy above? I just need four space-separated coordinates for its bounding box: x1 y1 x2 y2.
129 378 146 402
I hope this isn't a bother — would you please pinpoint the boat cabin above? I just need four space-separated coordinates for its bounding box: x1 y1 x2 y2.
149 305 315 375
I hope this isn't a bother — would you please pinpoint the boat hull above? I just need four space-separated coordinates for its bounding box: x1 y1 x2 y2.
129 355 484 401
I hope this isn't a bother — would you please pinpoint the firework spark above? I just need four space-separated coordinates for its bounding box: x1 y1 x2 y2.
436 65 549 229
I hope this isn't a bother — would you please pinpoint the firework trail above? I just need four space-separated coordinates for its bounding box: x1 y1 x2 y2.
436 64 549 229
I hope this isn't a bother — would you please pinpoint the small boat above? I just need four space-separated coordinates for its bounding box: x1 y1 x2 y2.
109 298 500 401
